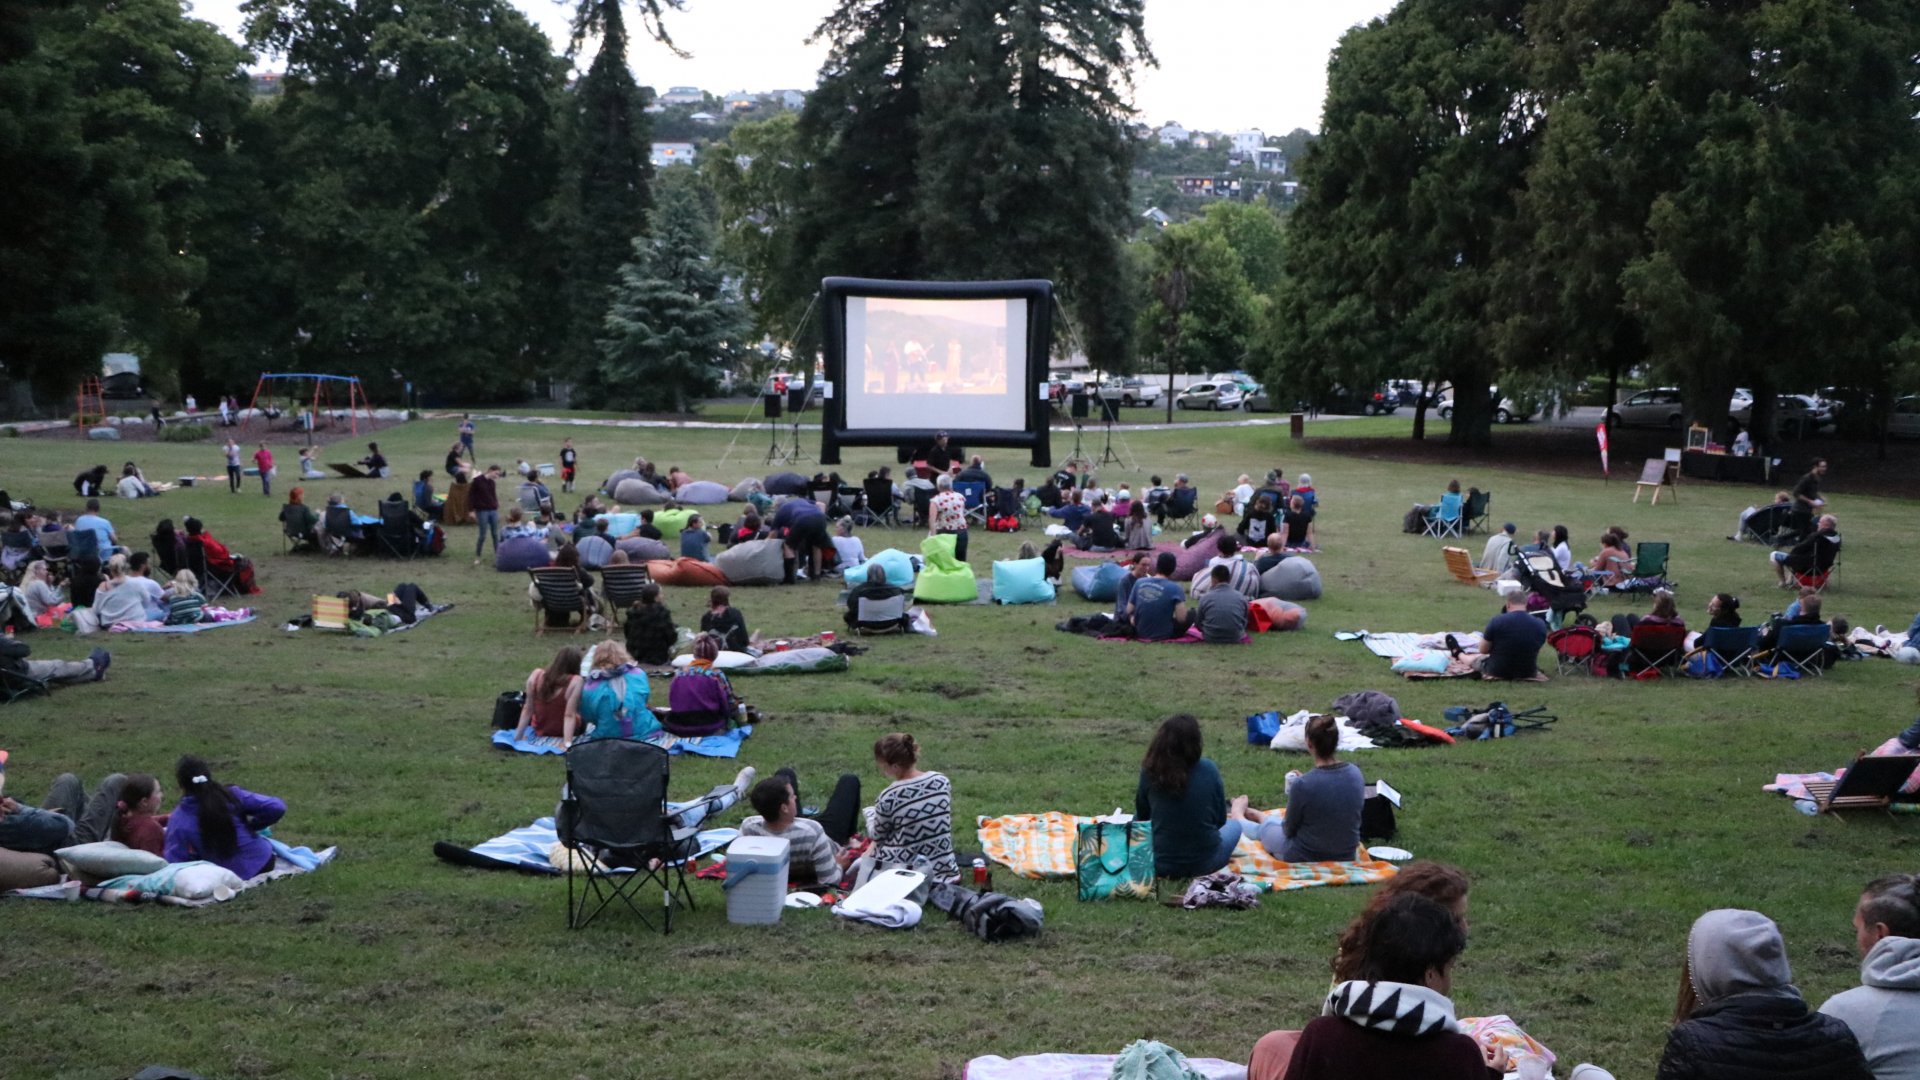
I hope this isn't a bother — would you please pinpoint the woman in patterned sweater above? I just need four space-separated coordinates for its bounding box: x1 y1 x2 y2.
869 732 960 882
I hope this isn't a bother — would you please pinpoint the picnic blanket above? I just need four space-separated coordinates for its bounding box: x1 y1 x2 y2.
1765 735 1920 810
492 725 754 758
5 839 336 907
282 603 454 636
976 812 1397 893
1064 541 1182 561
112 611 256 633
433 815 736 874
965 1052 1246 1080
1337 630 1486 679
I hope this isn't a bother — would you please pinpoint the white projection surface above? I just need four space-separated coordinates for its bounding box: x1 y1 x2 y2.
842 295 1029 432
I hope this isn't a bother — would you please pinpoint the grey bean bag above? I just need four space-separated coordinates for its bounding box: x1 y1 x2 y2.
764 471 809 496
1260 557 1323 601
613 478 666 506
616 536 671 562
729 478 762 502
605 469 640 492
676 480 730 505
494 536 552 572
714 537 785 586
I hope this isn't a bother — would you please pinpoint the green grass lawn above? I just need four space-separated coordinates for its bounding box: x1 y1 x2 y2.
4 417 1916 1079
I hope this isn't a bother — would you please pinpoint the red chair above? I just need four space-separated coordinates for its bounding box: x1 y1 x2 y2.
1547 625 1601 676
1625 622 1689 677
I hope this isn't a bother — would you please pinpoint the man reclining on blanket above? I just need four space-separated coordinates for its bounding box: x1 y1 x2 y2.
738 769 863 889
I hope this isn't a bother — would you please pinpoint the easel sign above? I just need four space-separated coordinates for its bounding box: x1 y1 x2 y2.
1686 424 1709 453
1633 450 1681 505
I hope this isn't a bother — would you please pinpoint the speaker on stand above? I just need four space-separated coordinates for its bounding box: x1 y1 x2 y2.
762 392 786 464
1065 391 1093 469
785 385 812 463
1096 393 1122 465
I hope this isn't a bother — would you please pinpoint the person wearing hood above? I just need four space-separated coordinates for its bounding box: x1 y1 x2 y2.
1821 873 1920 1080
1657 908 1872 1080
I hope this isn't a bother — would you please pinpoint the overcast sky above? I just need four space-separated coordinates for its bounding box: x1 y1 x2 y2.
191 0 1401 134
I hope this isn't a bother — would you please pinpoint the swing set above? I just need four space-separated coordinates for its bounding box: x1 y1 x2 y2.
241 373 374 443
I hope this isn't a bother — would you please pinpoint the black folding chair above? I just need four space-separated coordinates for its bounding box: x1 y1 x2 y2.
863 477 903 529
1164 487 1199 530
558 738 699 932
184 538 239 601
1 665 51 705
529 566 591 635
375 502 417 560
322 505 357 558
1463 490 1492 535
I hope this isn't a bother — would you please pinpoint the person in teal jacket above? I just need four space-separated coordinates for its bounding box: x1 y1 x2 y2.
564 641 659 748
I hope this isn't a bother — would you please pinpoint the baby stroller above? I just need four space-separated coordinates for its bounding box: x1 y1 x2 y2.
1515 552 1587 626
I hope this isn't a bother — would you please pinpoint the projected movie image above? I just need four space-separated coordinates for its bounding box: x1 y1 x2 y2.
844 295 1029 432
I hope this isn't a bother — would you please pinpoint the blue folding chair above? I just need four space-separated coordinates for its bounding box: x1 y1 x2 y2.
955 480 988 525
1765 622 1833 678
1690 625 1762 678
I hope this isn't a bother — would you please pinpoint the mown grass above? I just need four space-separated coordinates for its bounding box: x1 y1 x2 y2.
4 414 1917 1079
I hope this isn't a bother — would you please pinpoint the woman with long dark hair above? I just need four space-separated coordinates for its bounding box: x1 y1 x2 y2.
514 645 584 741
163 755 286 878
1134 714 1248 879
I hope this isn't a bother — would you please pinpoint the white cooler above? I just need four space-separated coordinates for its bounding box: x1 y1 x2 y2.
723 835 790 925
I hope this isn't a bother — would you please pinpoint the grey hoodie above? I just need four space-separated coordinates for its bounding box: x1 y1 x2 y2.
1689 908 1799 1004
1820 936 1920 1080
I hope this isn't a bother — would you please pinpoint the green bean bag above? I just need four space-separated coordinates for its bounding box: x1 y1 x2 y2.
652 508 698 536
914 533 977 604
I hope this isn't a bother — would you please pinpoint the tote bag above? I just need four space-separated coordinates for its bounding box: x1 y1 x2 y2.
1075 820 1156 901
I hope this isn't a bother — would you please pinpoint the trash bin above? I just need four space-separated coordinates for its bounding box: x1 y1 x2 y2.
1289 413 1305 439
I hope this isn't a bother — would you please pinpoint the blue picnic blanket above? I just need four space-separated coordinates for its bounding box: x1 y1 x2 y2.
491 725 753 759
120 614 258 634
445 816 737 874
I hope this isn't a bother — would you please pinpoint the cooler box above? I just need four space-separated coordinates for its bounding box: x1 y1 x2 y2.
723 835 790 925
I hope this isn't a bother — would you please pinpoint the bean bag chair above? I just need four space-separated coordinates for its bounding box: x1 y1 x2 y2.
616 536 671 562
735 647 850 675
677 480 730 505
729 478 762 502
604 469 640 492
1171 529 1224 583
597 512 640 537
1249 597 1307 632
993 557 1056 605
1260 557 1323 601
714 537 785 586
494 535 552 572
646 557 727 588
614 478 666 506
0 847 63 891
914 533 978 604
864 547 918 588
652 508 697 537
1071 561 1128 602
764 471 809 496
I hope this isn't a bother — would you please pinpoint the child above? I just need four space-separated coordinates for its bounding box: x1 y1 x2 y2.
111 773 167 855
738 772 861 888
680 515 711 561
699 586 750 652
165 569 205 625
559 438 578 493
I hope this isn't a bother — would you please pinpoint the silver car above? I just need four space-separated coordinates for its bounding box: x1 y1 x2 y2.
1174 381 1244 410
1608 387 1686 429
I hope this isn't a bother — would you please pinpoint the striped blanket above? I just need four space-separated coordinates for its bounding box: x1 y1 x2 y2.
491 725 753 759
433 816 736 875
977 811 1398 893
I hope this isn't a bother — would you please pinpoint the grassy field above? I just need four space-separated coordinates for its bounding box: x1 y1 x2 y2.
4 414 1916 1079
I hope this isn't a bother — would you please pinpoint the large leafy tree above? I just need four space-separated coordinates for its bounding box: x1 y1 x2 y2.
596 173 746 412
239 0 568 401
1136 224 1258 419
703 112 812 347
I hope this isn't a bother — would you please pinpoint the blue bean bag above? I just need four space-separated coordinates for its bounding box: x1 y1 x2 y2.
863 548 918 588
764 471 809 496
1071 561 1128 602
913 534 977 604
494 535 552 572
676 480 730 505
993 558 1056 605
597 512 640 537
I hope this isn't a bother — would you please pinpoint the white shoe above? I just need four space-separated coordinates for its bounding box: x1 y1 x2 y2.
1877 625 1889 637
732 766 756 794
794 569 808 581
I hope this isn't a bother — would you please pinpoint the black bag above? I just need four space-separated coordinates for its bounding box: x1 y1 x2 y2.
492 691 525 730
1360 782 1399 841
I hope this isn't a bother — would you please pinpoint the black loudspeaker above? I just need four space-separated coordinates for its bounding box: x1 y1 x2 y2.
763 393 783 419
788 386 808 413
1097 396 1120 423
1070 392 1090 420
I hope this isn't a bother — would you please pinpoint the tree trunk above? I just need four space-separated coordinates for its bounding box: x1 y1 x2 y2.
1411 401 1427 441
1445 370 1494 448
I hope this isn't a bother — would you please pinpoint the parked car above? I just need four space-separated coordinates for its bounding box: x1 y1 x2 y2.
1730 394 1833 435
1607 387 1686 429
1317 386 1398 416
1174 381 1244 411
1386 379 1441 407
1243 385 1287 412
1208 370 1261 393
762 372 824 403
1889 395 1920 438
1102 377 1162 407
1437 386 1535 424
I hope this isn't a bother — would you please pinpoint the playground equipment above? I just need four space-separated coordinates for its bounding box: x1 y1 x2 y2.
242 373 374 441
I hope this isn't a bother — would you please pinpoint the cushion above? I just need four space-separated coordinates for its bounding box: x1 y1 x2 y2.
1260 558 1323 601
56 841 167 879
1248 597 1307 633
915 534 978 604
729 478 762 502
764 471 809 496
494 535 552 572
864 548 918 588
647 557 727 588
1391 651 1451 674
604 469 640 492
597 512 640 537
1071 561 1128 602
616 536 671 562
0 846 62 891
1171 529 1224 582
992 558 1056 605
613 478 665 506
670 650 754 670
652 508 697 537
676 481 730 505
714 537 785 586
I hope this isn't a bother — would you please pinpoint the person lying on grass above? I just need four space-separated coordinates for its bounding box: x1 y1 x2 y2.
738 770 862 889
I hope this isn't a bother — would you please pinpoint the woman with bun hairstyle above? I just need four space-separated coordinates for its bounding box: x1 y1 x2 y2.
867 733 959 881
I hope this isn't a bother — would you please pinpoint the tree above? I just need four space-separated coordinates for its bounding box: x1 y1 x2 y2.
703 112 812 344
1136 224 1258 420
1187 201 1286 294
596 173 746 412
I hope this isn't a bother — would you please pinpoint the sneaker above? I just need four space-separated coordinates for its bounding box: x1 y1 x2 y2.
732 765 756 795
1876 624 1889 638
794 569 808 581
89 648 110 682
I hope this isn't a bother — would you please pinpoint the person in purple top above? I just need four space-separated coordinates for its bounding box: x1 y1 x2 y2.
162 754 286 879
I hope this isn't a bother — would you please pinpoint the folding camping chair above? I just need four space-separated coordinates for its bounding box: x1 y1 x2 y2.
183 538 239 601
1689 625 1762 678
557 738 699 933
1611 541 1672 594
1795 540 1841 593
1623 622 1688 676
598 564 651 625
955 480 988 526
1163 487 1200 530
1422 492 1464 538
529 566 592 635
322 505 356 558
863 478 903 529
1800 753 1920 817
1461 490 1491 535
851 590 911 635
1 665 51 705
1547 625 1602 676
374 502 418 560
310 594 351 630
1443 546 1500 587
1764 622 1833 678
1516 552 1587 625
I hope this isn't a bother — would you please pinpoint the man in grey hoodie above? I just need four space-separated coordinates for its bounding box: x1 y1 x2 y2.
1822 873 1920 1080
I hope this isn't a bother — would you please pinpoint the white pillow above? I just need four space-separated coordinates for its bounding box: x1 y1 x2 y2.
168 861 246 900
669 650 753 670
56 841 167 879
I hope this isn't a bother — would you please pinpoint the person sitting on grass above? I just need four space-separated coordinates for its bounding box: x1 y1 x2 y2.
699 586 750 653
1074 494 1122 551
1196 533 1259 599
1283 494 1317 551
514 645 583 742
663 634 741 736
1122 501 1153 551
1195 564 1249 644
1113 552 1152 627
1237 495 1279 547
164 570 206 626
1048 488 1090 533
1233 715 1362 863
1255 534 1290 575
1135 713 1248 880
1473 587 1547 681
1130 552 1192 642
163 754 286 880
679 514 711 561
1819 872 1920 1080
563 641 657 748
739 769 862 889
866 732 959 883
831 517 866 571
17 560 68 624
622 582 677 666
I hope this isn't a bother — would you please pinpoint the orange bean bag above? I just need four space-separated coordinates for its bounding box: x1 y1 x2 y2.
646 557 728 588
